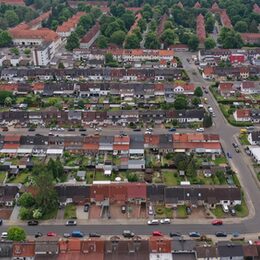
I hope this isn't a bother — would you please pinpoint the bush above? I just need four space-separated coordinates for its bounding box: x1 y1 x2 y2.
156 207 164 215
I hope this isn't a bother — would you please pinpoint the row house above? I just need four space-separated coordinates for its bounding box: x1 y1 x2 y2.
1 238 259 260
240 81 260 95
196 14 206 45
80 21 100 49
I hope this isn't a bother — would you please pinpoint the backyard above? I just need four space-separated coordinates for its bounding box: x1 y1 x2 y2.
64 204 77 219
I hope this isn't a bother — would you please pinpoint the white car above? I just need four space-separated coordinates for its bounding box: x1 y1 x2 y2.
1 232 7 239
147 219 160 225
160 218 171 224
196 128 204 132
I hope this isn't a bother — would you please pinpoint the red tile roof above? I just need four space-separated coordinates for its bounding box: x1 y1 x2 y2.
4 135 21 142
253 3 260 14
32 82 44 91
194 1 201 8
128 12 142 35
80 22 100 44
126 182 146 199
196 14 206 43
0 83 18 91
2 144 20 149
157 13 168 36
27 11 51 28
218 82 233 92
0 0 25 5
12 242 35 257
220 10 232 28
57 12 85 33
203 66 214 76
241 33 260 43
236 109 251 118
149 236 172 253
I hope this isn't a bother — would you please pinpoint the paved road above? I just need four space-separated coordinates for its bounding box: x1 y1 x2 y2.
0 52 259 237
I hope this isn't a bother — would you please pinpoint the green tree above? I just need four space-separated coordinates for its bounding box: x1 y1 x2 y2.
164 20 174 30
4 96 12 107
10 47 19 56
105 21 121 37
205 15 215 33
7 226 26 241
0 91 13 105
18 193 35 208
24 48 31 56
4 10 19 27
58 62 65 69
248 20 258 33
125 33 140 49
110 30 126 46
19 207 32 220
203 113 212 128
174 95 188 110
47 157 64 180
121 12 135 30
234 21 248 33
160 28 176 47
32 208 42 219
218 28 243 49
0 30 12 47
174 153 189 171
65 32 80 51
138 18 147 32
105 52 114 64
186 159 196 177
205 37 216 49
96 35 108 48
194 86 203 97
192 97 201 106
75 25 85 38
144 32 160 49
188 35 199 51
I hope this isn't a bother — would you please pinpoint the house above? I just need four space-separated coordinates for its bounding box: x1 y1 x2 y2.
241 33 260 45
229 53 245 64
80 22 100 49
218 82 235 96
196 245 218 259
0 185 19 206
196 14 206 45
240 81 259 95
164 185 241 208
172 83 195 95
149 236 172 260
146 184 165 203
12 242 35 260
217 242 243 260
251 109 260 123
233 109 251 122
55 184 90 205
220 10 232 28
0 241 13 259
105 238 149 260
35 238 59 256
248 131 260 145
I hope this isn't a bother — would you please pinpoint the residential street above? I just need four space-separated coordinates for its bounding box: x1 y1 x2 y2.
0 51 259 237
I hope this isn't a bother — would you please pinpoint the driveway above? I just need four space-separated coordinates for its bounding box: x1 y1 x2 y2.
76 205 88 220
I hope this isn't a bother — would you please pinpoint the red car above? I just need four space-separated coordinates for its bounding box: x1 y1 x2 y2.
212 220 223 225
152 231 163 236
47 232 57 237
255 241 260 246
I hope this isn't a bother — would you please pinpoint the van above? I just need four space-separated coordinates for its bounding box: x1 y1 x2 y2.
71 231 84 238
240 128 247 134
222 204 229 213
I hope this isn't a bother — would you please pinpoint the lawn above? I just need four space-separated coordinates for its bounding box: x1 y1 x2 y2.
176 205 187 218
94 171 111 181
64 204 77 219
9 172 30 184
154 205 173 218
211 205 224 218
42 208 58 220
0 172 6 183
163 171 178 185
212 156 227 165
235 198 249 218
239 134 250 145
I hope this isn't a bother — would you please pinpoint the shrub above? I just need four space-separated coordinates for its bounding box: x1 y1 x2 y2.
156 207 164 215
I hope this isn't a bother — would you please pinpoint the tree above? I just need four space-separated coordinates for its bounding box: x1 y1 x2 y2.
105 52 114 64
194 86 203 97
186 159 196 177
138 18 147 32
205 15 215 33
47 157 64 180
58 62 65 69
160 28 176 47
192 97 200 106
125 33 140 49
121 12 135 30
218 28 243 49
18 192 35 208
33 208 42 219
249 20 258 33
188 35 199 51
96 35 108 48
7 226 26 241
174 153 189 171
110 30 126 46
144 32 160 49
0 30 12 47
24 48 31 56
105 21 121 37
205 37 216 49
19 207 32 220
164 20 174 30
65 32 80 51
234 21 248 33
75 25 85 38
203 113 212 128
4 10 19 27
174 95 188 110
4 96 12 107
10 47 19 56
0 91 13 105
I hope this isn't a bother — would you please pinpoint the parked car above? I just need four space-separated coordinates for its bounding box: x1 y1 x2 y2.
34 232 43 238
68 128 75 131
160 218 171 224
235 147 240 153
122 230 135 238
189 232 201 238
169 128 176 132
232 232 240 238
79 128 86 132
169 232 182 237
230 208 236 216
28 220 39 226
0 219 3 225
222 204 229 213
215 232 227 237
227 152 232 159
84 204 90 212
89 233 101 238
28 128 35 131
121 205 127 214
196 128 204 132
148 205 153 215
47 232 57 237
71 231 84 238
232 142 238 148
1 232 7 239
147 219 160 225
63 233 71 238
152 231 163 236
133 128 141 132
66 220 77 226
186 206 192 215
212 220 223 225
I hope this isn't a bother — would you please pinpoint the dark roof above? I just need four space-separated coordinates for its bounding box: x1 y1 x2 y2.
171 252 196 260
55 185 90 202
217 242 243 257
147 184 165 202
250 131 260 142
195 246 218 258
104 239 149 260
171 239 196 252
0 241 13 257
